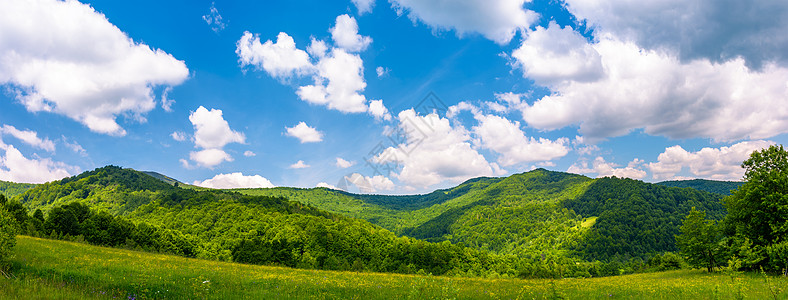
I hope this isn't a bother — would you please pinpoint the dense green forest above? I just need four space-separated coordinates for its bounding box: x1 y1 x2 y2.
6 161 777 279
0 180 37 198
657 179 744 195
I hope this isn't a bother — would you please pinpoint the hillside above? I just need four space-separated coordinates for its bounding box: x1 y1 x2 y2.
10 166 521 277
0 180 37 198
4 236 786 299
656 179 744 195
233 169 727 261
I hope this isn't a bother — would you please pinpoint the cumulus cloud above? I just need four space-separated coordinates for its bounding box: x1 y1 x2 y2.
236 32 313 79
171 131 187 142
316 182 340 190
202 2 227 33
343 173 395 193
373 109 499 188
297 48 370 113
368 99 392 121
285 122 323 143
0 0 189 136
648 140 774 181
184 106 245 168
336 157 355 168
243 150 256 157
564 0 788 70
289 160 310 169
330 15 372 52
0 140 74 183
375 66 389 77
568 157 647 180
390 0 538 44
352 0 375 14
190 106 245 149
193 172 275 189
472 113 570 166
511 22 603 87
511 23 788 141
160 87 175 112
189 149 233 168
0 125 55 152
237 15 389 119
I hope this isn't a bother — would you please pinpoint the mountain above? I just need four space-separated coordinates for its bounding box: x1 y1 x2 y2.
140 171 184 186
656 179 744 195
234 169 727 260
8 165 729 277
0 180 37 197
10 166 517 277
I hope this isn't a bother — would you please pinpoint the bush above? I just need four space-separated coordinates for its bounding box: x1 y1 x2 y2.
0 208 18 270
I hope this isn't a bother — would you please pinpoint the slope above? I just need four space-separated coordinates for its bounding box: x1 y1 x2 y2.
656 179 744 195
0 180 37 198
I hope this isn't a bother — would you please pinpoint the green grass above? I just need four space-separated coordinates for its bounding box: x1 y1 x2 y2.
2 236 787 299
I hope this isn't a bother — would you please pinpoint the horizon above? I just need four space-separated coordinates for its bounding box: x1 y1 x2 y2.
1 0 786 194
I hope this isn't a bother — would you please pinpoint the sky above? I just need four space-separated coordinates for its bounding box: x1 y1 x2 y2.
1 0 788 194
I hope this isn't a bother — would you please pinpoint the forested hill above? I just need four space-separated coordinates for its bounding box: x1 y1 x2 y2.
656 179 743 195
8 166 526 277
0 180 37 197
234 169 728 261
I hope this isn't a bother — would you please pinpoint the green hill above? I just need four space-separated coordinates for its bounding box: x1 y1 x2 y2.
233 169 727 261
0 180 37 198
656 179 744 195
5 236 785 299
9 166 519 277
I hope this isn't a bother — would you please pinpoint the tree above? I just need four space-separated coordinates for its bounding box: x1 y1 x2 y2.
0 208 17 270
724 144 788 271
676 208 724 272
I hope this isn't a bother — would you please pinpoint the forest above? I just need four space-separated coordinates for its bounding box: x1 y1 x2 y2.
1 145 786 280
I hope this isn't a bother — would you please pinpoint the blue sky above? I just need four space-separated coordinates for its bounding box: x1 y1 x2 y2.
1 0 787 194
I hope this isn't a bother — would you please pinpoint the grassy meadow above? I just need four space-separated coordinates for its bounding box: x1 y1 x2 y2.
1 236 787 299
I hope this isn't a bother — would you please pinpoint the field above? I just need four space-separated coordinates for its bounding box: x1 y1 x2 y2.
1 236 787 299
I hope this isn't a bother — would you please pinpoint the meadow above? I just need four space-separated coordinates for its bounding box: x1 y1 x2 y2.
1 236 787 299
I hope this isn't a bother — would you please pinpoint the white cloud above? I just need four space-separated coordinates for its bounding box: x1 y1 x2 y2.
190 106 245 149
297 48 370 113
183 106 244 168
511 22 603 87
336 157 355 168
564 0 788 70
512 24 788 141
368 99 392 121
375 66 389 77
330 14 372 52
61 135 86 156
390 0 538 44
344 173 395 193
0 0 189 136
193 172 275 189
472 114 570 166
171 131 187 142
316 182 340 190
568 156 647 180
307 38 328 59
236 31 313 79
352 0 375 14
0 142 74 183
648 140 774 181
189 148 233 168
373 109 497 188
238 15 388 119
202 2 227 33
243 150 256 157
285 122 323 143
290 160 310 169
161 87 175 112
0 125 55 152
